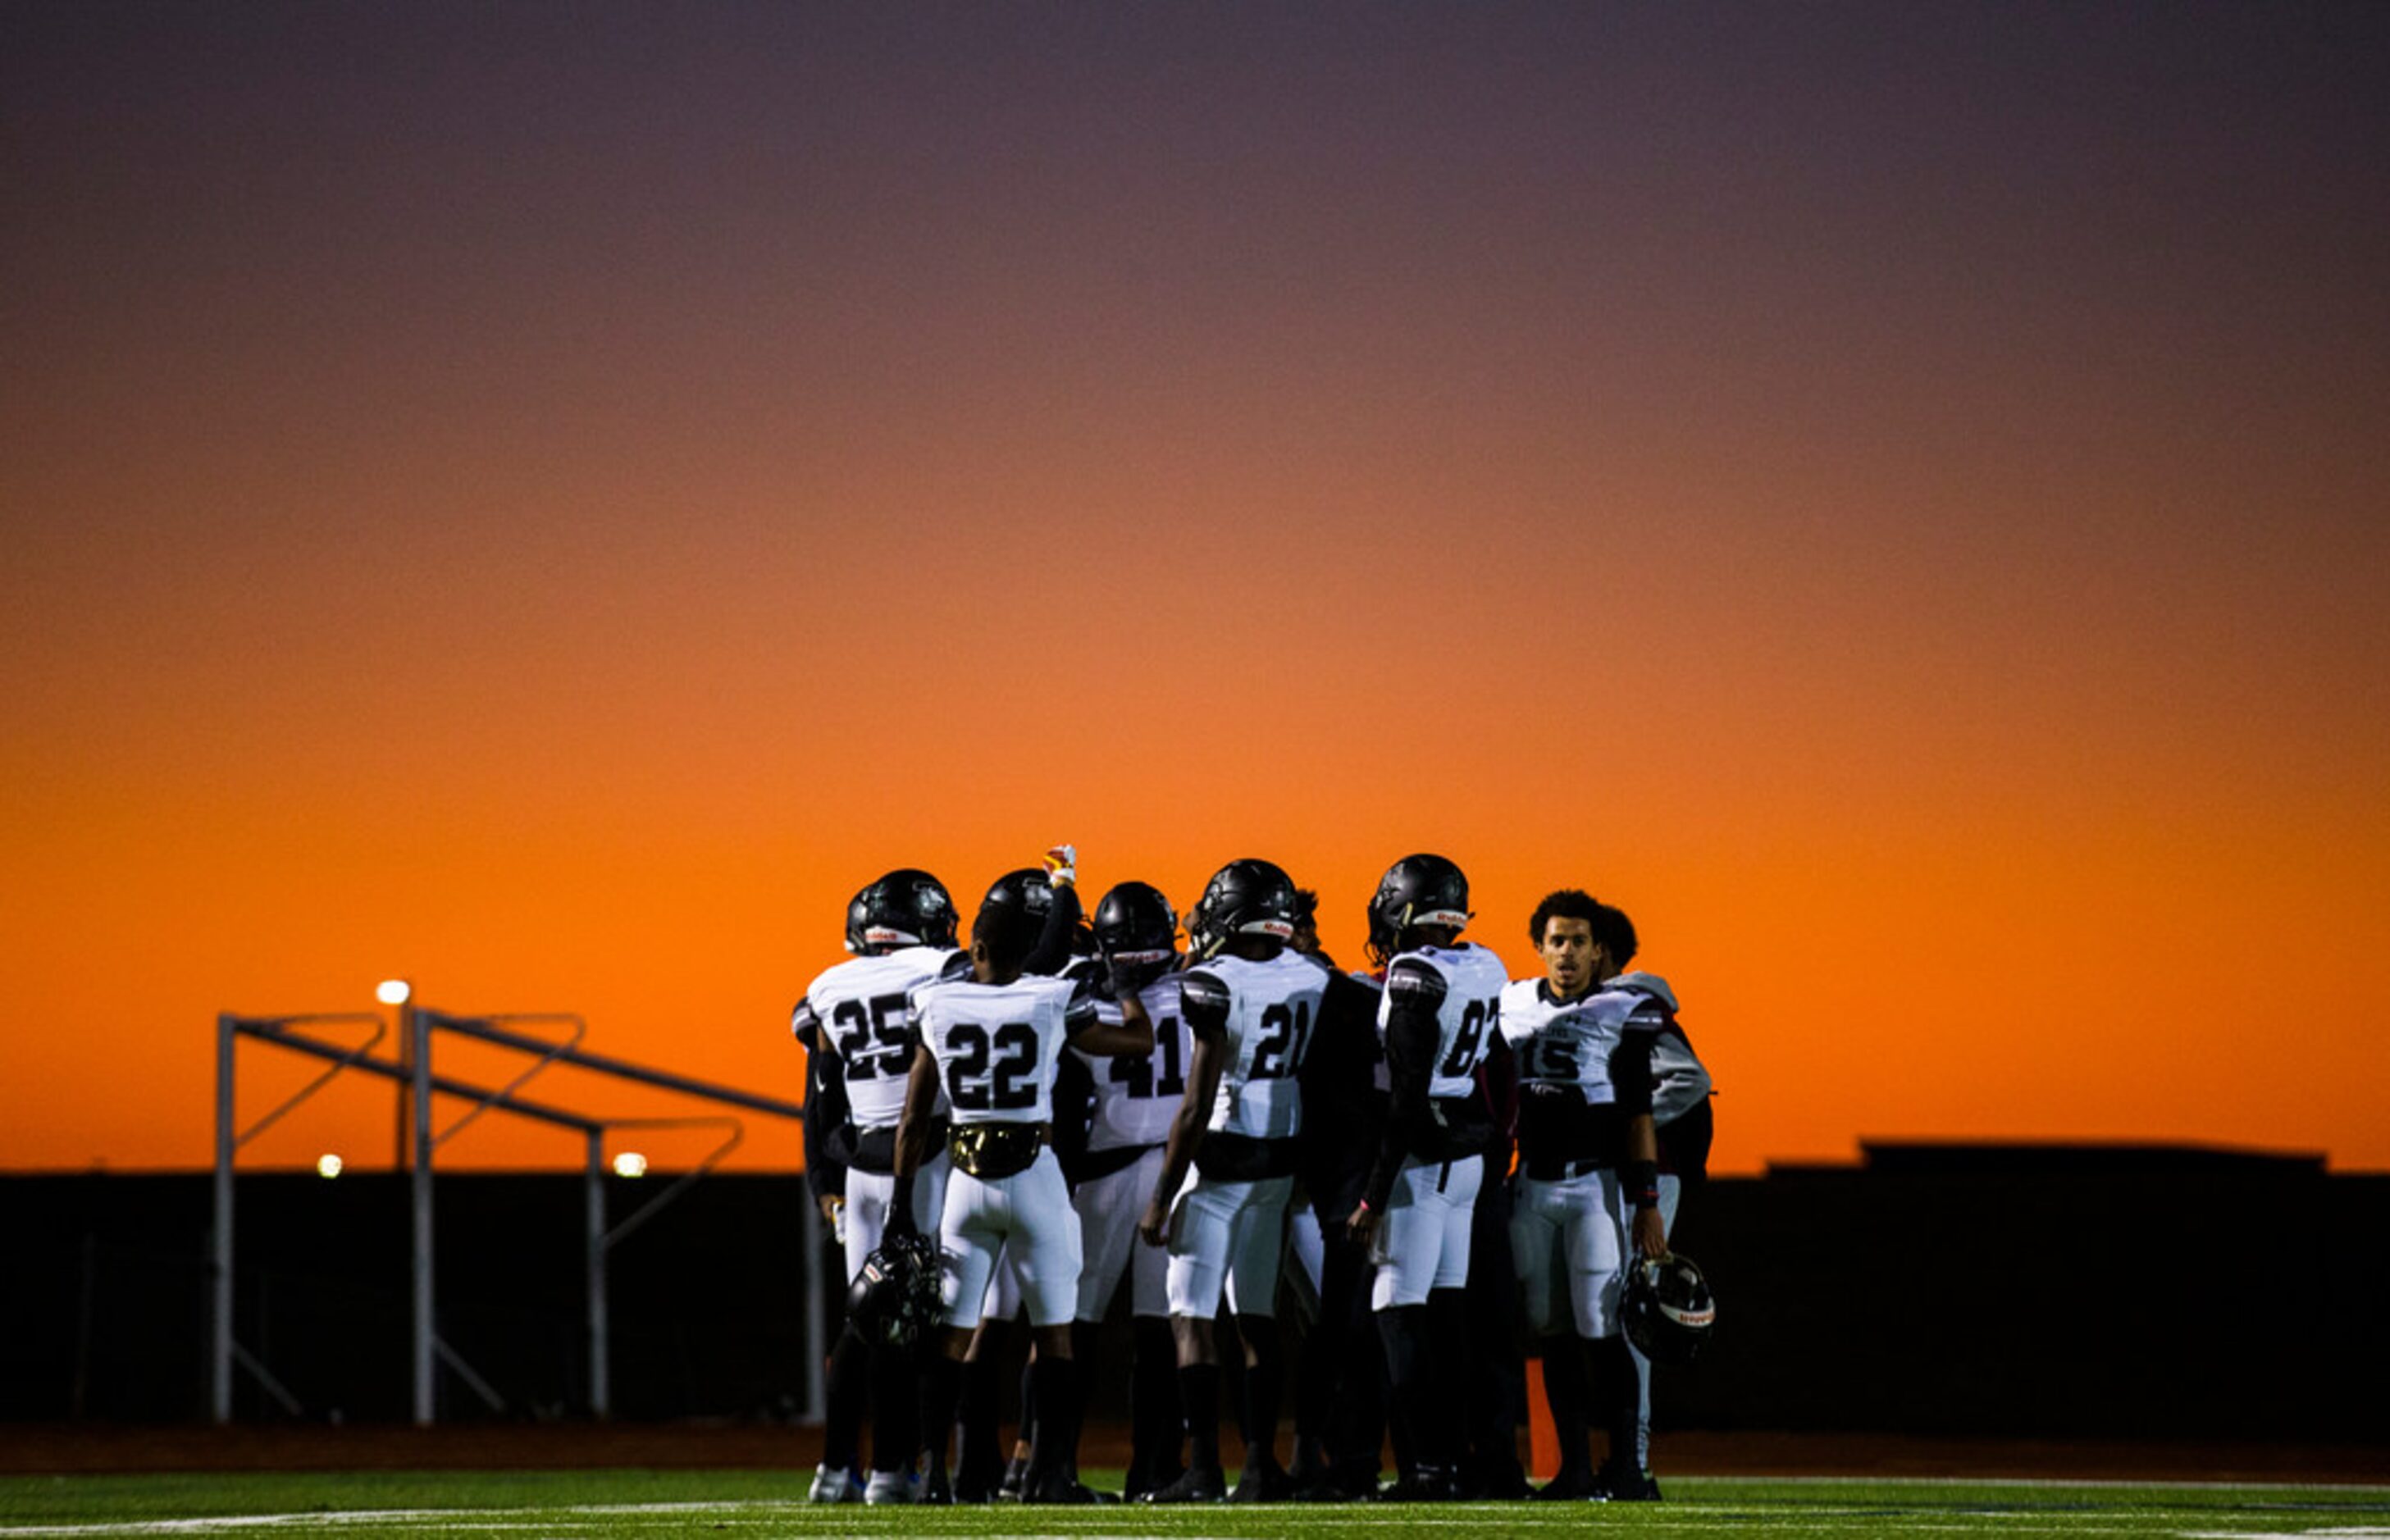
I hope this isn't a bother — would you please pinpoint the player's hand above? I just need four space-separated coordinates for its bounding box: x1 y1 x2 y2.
1632 1204 1668 1260
818 1195 844 1225
1345 1204 1380 1250
1043 844 1078 890
885 1203 919 1242
1137 1197 1167 1247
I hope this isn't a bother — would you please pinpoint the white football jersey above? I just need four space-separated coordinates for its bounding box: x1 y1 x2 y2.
1499 974 1672 1104
1609 971 1712 1123
1377 941 1508 1099
796 945 960 1130
910 973 1092 1127
1188 950 1326 1141
1073 974 1190 1153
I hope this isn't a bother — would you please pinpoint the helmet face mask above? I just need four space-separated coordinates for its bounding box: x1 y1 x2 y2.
846 1228 942 1348
1188 859 1298 959
1623 1251 1717 1366
1366 853 1473 964
1092 881 1179 990
846 868 957 954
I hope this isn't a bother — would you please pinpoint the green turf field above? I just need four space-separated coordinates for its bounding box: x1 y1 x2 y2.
2 1472 2388 1538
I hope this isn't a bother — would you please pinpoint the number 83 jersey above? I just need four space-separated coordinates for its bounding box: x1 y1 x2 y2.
1377 942 1509 1097
910 973 1094 1125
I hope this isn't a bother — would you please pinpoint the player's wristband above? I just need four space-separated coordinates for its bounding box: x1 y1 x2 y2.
1625 1160 1660 1208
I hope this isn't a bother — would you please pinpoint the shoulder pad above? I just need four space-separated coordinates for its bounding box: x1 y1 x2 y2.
1179 968 1233 1031
790 999 819 1044
936 948 973 982
1384 956 1449 1005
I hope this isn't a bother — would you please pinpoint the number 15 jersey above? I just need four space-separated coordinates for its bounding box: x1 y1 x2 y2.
910 973 1094 1126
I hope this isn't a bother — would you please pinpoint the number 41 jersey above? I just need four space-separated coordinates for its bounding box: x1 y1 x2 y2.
1072 974 1190 1154
1185 950 1328 1141
910 973 1094 1126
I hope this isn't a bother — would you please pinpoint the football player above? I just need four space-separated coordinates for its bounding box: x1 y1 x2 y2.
1348 854 1512 1501
1289 886 1396 1499
1500 890 1676 1501
950 857 1086 1501
791 869 967 1505
1041 879 1193 1498
1135 859 1326 1504
891 868 1150 1505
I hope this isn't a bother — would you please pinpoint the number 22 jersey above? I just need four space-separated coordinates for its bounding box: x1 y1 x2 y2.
910 973 1094 1126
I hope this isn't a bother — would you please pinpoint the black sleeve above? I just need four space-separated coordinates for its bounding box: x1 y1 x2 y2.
1060 975 1100 1039
1021 882 1085 977
1179 968 1233 1040
1301 968 1382 1100
803 1027 850 1205
1052 1049 1096 1178
1364 959 1446 1212
1608 1012 1661 1119
1478 1030 1518 1147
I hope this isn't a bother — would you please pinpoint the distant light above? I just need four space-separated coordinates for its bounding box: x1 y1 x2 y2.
613 1151 649 1178
376 978 413 1006
317 1154 344 1179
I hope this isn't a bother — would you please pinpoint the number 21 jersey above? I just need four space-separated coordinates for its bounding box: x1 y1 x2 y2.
1185 950 1326 1141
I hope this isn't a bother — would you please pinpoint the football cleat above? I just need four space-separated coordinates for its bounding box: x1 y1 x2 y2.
1592 1463 1663 1501
1141 1463 1227 1503
808 1463 864 1503
863 1469 914 1506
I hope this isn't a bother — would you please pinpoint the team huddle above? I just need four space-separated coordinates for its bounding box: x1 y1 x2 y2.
790 847 1715 1505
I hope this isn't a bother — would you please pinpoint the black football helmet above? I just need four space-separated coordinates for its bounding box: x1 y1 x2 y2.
846 1228 942 1348
978 867 1055 927
1092 881 1179 989
1623 1251 1717 1365
1187 859 1298 959
845 868 957 954
1366 853 1472 963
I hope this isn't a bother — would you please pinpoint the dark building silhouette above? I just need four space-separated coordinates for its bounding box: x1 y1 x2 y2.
5 1145 2383 1439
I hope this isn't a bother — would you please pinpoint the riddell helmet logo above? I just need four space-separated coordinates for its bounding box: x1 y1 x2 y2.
863 926 917 946
1415 908 1470 928
1663 1303 1716 1328
1250 919 1296 939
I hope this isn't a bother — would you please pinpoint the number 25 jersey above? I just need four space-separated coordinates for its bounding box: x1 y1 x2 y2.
793 945 964 1131
910 973 1094 1126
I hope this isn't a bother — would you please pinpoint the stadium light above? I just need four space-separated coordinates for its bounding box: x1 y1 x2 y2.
376 978 413 1006
317 1153 344 1179
612 1151 649 1178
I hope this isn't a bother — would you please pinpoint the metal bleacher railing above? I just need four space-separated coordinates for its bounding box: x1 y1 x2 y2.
210 996 818 1425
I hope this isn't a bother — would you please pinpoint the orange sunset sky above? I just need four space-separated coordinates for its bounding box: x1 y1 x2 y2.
6 4 2388 1178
